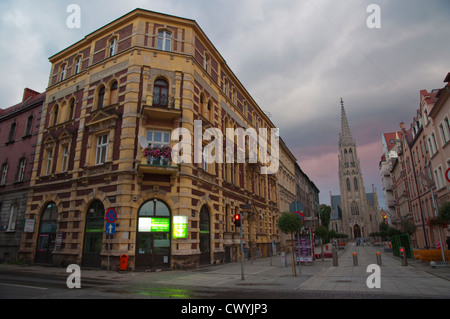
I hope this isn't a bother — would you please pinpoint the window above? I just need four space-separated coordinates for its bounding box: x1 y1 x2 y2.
97 86 105 109
46 149 53 175
204 53 210 72
354 177 359 190
153 79 169 107
346 178 351 191
7 205 18 231
25 115 33 136
109 81 118 105
61 145 69 172
157 30 171 51
59 64 66 81
17 158 26 182
74 56 82 75
1 163 8 185
8 122 16 142
439 116 450 145
68 99 75 121
52 105 59 126
146 130 170 148
95 134 109 165
108 38 117 57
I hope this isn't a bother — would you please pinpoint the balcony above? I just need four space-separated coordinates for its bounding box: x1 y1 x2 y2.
141 95 181 122
137 156 178 175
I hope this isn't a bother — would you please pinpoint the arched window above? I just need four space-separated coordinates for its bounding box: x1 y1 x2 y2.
157 30 172 51
109 81 118 105
52 105 59 126
97 86 105 109
153 79 169 107
8 122 16 142
346 178 351 191
136 199 171 269
354 177 359 190
68 99 75 121
25 115 33 136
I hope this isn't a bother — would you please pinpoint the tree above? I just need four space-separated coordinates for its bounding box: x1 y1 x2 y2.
318 204 331 230
278 212 304 276
438 201 450 223
314 225 328 262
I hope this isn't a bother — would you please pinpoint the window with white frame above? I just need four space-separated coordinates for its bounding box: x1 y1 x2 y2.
439 116 450 146
1 163 8 185
108 38 117 57
46 149 53 175
59 64 66 82
157 30 172 51
74 56 82 75
428 133 438 156
95 134 109 165
434 166 445 190
17 158 26 182
146 130 170 148
61 145 69 172
7 205 18 231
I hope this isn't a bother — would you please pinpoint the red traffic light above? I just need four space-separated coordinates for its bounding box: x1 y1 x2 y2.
233 214 241 227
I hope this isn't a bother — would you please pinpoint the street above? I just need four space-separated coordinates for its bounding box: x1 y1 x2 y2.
0 243 449 300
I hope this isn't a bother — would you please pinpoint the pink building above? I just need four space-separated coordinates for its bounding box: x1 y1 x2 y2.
0 88 45 262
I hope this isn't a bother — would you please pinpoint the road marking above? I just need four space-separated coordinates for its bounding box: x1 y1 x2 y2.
0 282 48 290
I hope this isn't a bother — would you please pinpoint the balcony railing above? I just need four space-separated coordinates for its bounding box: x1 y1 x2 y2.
137 156 178 175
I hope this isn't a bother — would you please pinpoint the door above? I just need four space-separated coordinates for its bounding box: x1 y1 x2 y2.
199 205 210 265
354 224 361 239
135 200 171 269
35 203 58 264
82 200 105 268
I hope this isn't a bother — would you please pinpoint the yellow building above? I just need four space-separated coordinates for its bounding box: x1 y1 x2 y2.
19 9 285 270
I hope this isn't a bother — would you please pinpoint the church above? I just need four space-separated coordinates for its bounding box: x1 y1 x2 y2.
330 99 380 240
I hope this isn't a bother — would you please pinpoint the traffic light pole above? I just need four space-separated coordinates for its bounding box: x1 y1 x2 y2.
240 216 244 281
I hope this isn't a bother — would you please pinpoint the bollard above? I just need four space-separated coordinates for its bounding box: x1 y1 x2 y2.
376 252 382 266
353 252 358 266
332 248 338 266
400 247 408 266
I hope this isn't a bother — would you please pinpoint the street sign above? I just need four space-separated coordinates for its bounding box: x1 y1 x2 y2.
293 211 305 223
105 208 117 223
446 168 450 183
105 223 116 235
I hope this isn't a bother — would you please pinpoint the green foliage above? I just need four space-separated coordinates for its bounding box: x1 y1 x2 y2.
314 225 328 239
438 201 450 222
277 212 303 235
318 204 331 230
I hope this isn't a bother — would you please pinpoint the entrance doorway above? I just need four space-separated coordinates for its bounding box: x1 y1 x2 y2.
199 205 211 265
35 202 58 264
82 200 104 268
353 224 361 239
135 199 171 269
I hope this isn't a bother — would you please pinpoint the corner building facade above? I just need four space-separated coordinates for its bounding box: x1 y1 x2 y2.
20 9 282 270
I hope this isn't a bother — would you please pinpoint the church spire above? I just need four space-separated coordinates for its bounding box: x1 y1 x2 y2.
339 98 354 147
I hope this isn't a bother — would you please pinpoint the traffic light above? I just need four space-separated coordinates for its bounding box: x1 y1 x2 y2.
400 247 404 257
233 214 241 227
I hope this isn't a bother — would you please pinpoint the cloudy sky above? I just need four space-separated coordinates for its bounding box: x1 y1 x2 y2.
1 0 450 208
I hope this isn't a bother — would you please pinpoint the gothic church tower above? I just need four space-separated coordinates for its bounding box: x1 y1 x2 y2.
336 99 379 239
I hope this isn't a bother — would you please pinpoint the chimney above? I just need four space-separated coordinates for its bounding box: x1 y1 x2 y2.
22 88 40 102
